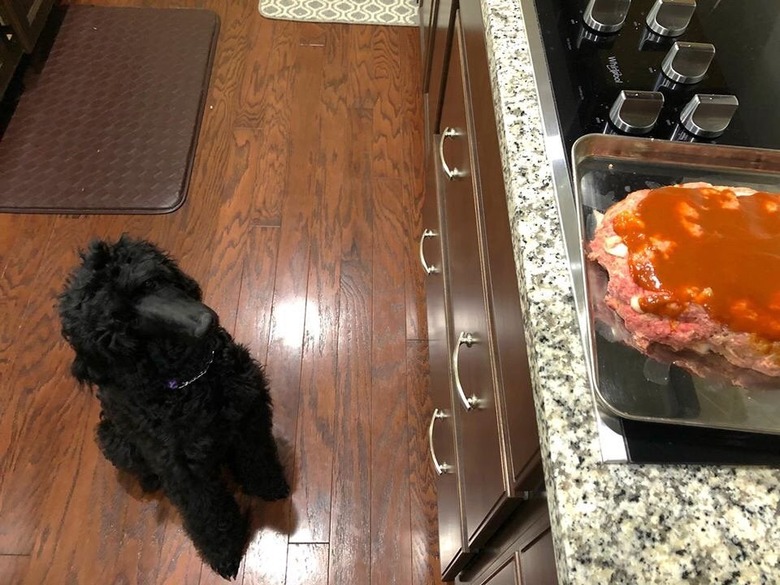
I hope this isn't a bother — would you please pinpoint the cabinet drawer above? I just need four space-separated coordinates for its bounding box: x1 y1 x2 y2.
455 500 558 585
428 337 472 580
519 528 557 585
439 12 508 549
478 557 519 585
423 150 472 579
456 0 541 494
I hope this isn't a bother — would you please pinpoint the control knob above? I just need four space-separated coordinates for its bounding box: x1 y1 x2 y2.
679 94 738 138
646 0 697 37
608 90 665 134
583 0 632 33
662 41 715 84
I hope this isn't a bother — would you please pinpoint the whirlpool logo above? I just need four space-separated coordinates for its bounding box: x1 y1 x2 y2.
607 56 624 84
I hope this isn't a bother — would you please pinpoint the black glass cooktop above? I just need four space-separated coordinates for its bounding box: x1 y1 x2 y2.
619 418 780 465
534 0 780 464
536 0 780 177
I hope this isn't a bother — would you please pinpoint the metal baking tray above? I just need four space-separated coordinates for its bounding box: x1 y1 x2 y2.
572 134 780 435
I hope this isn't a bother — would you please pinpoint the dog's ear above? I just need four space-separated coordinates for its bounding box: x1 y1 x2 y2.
173 268 203 301
81 239 112 271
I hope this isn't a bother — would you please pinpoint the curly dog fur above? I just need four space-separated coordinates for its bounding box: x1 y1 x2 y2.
58 235 289 579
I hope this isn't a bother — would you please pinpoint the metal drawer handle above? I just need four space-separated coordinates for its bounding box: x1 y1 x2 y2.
428 409 453 475
438 127 466 180
418 229 440 274
453 331 479 411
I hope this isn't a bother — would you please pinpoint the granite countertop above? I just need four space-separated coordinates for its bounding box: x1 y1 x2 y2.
478 0 780 583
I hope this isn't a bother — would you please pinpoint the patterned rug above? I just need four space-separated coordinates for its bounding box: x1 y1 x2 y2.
258 0 418 26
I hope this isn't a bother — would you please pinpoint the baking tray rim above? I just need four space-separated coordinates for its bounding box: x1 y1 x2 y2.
571 133 780 435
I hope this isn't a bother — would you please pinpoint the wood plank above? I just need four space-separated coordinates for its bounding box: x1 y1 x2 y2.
285 544 328 585
407 340 445 585
240 498 288 585
205 0 253 103
0 217 107 555
148 506 204 585
371 28 405 179
399 28 428 342
370 179 413 585
234 226 281 367
347 26 376 110
0 554 30 584
234 18 295 129
366 27 417 585
0 214 54 428
24 403 171 585
328 258 373 585
289 22 351 545
327 25 375 585
243 22 327 585
221 126 285 227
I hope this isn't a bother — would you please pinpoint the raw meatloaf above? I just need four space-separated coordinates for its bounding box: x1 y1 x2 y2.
588 182 780 378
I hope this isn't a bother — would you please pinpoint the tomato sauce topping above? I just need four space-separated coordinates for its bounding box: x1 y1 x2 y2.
612 185 780 341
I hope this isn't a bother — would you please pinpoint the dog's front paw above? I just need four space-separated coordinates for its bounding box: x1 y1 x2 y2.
212 555 242 580
204 513 248 580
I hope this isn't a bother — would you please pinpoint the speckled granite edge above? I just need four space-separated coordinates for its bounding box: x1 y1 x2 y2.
478 0 780 583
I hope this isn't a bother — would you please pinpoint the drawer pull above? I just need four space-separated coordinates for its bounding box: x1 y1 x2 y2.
438 127 466 180
419 229 439 274
428 409 453 475
453 331 480 411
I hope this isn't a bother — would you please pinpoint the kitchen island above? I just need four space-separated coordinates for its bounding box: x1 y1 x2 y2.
478 0 780 583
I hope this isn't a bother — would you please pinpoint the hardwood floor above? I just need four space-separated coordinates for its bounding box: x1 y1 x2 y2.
0 1 443 583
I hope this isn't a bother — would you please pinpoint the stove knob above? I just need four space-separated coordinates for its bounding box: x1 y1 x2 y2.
609 90 665 134
646 0 696 37
680 94 738 138
583 0 632 33
661 41 715 84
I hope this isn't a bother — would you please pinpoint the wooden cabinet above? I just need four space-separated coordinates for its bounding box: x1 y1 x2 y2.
478 558 520 585
419 1 558 583
518 528 557 585
440 15 509 549
0 0 55 52
419 0 455 136
422 147 473 578
0 0 55 100
418 0 435 87
0 28 22 98
458 501 558 585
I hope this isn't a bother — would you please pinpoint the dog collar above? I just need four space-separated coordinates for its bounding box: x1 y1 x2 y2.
165 349 215 390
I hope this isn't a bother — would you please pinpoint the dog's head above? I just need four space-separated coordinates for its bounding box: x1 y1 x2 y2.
58 235 218 385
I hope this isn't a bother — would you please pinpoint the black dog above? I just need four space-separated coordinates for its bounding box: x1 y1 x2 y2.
58 235 289 579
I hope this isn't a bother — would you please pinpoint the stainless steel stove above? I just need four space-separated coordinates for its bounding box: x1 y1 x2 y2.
519 0 780 464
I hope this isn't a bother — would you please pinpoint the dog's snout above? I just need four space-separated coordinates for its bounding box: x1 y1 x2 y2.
137 289 217 339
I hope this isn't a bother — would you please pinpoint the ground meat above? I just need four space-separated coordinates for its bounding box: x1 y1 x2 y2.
588 182 780 378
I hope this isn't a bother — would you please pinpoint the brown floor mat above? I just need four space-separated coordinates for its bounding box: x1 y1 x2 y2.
0 5 218 214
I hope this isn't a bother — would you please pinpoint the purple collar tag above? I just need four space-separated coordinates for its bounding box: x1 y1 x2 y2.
163 349 216 390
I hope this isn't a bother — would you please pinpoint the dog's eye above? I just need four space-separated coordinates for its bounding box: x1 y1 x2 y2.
141 280 159 292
